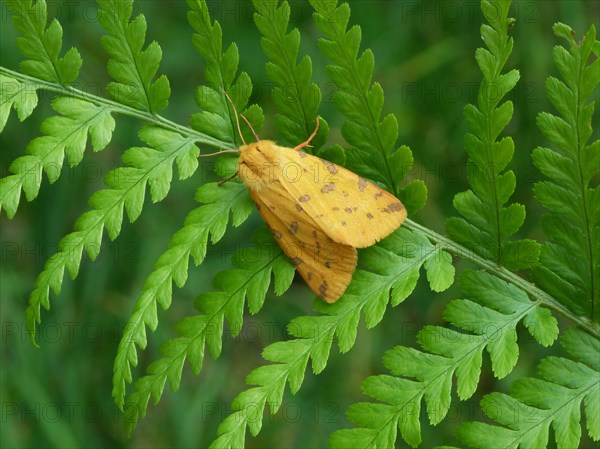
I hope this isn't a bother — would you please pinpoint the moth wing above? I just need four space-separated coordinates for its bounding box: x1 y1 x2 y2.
248 187 357 303
274 146 407 248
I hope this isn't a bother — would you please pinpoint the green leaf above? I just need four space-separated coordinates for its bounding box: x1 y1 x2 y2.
533 24 600 322
447 0 539 269
212 226 452 447
457 328 600 448
252 0 328 150
112 182 253 410
123 226 289 433
1 97 115 218
188 0 263 147
115 0 268 412
98 0 170 112
26 125 200 350
5 0 82 84
0 75 38 131
334 268 557 448
424 249 455 292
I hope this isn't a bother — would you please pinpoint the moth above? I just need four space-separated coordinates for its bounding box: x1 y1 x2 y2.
218 95 406 302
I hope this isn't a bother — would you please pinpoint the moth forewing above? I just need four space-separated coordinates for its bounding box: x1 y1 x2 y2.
248 186 357 302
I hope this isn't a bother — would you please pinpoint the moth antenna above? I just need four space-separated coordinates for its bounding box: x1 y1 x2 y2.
240 113 260 142
198 149 240 158
223 90 247 146
293 116 320 151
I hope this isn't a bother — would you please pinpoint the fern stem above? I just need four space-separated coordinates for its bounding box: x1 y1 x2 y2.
404 218 600 338
0 66 234 150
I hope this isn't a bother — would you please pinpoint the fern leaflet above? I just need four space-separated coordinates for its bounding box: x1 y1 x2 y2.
446 0 540 271
0 95 115 217
532 23 599 321
0 73 38 131
188 0 264 144
25 127 199 342
4 0 82 84
98 0 170 112
111 0 263 410
0 1 114 218
330 270 558 448
123 226 294 434
252 0 329 149
112 182 254 409
211 228 454 447
457 328 599 448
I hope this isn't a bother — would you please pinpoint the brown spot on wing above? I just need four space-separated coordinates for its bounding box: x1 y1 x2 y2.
319 281 328 298
324 161 338 174
383 202 404 213
345 207 352 214
358 177 367 192
289 221 299 234
375 191 384 199
291 257 303 266
295 204 303 212
273 229 282 239
321 183 335 193
367 212 374 219
341 221 347 227
299 194 310 202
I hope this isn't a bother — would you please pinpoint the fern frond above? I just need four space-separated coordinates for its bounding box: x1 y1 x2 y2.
97 0 170 112
457 328 599 448
330 270 558 448
208 3 448 445
210 228 454 447
188 0 264 145
0 74 38 131
0 95 115 217
25 127 198 344
446 0 540 271
532 23 599 321
123 226 294 434
309 0 427 213
112 181 253 409
252 0 328 150
0 1 112 218
4 0 82 84
111 0 262 409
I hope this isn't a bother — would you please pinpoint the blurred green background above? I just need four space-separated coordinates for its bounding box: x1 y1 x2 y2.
1 1 598 448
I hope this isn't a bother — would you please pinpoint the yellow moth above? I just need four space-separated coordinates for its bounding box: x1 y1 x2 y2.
219 95 407 302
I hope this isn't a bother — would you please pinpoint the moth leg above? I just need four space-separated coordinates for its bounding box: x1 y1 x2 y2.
293 116 320 151
219 170 239 185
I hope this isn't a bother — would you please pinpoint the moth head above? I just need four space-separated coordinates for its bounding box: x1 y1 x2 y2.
238 140 278 189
